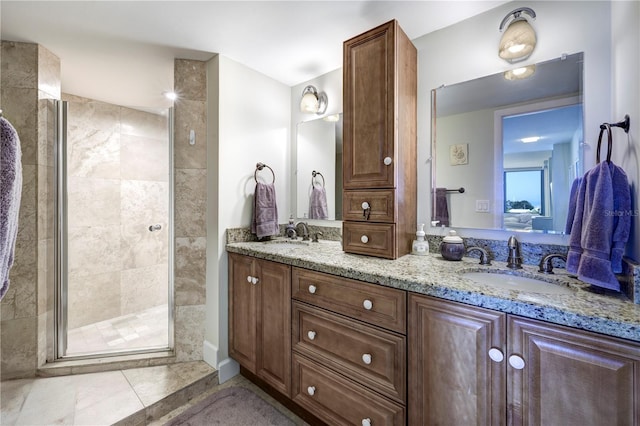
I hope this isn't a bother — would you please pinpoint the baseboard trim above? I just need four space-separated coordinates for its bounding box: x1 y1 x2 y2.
217 358 240 383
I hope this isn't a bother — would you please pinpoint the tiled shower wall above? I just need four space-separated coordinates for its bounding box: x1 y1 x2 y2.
1 42 208 379
62 94 169 329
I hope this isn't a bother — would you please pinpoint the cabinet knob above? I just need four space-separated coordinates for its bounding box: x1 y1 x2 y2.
251 277 259 285
307 330 316 340
362 419 371 426
363 299 373 310
361 201 370 210
362 353 372 365
488 348 504 363
508 354 526 370
383 156 392 166
307 386 316 396
246 276 252 283
360 235 369 244
308 284 317 294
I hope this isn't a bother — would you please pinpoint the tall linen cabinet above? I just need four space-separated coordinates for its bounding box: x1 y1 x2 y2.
342 19 417 259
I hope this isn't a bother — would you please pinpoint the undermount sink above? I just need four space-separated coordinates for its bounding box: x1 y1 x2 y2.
463 271 574 295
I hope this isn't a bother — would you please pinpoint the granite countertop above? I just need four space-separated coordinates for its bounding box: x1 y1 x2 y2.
226 239 640 343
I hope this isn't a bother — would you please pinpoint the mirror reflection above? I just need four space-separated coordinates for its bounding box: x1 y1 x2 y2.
432 52 584 233
296 114 343 220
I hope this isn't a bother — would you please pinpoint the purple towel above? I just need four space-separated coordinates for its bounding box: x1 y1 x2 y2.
435 188 450 227
564 177 582 234
309 186 328 219
251 182 279 239
1 117 23 300
566 161 631 291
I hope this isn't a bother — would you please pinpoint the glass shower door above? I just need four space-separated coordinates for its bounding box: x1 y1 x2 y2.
56 99 173 358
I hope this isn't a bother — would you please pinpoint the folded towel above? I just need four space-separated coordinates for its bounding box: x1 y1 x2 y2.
566 161 631 291
251 182 279 239
435 188 450 227
1 116 23 300
309 186 328 219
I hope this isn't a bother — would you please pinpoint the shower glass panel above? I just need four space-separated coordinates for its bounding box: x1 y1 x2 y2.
56 98 173 358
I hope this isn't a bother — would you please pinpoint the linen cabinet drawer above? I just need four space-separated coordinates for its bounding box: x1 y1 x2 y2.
292 353 405 426
343 190 395 222
343 221 395 259
293 302 406 403
292 268 406 334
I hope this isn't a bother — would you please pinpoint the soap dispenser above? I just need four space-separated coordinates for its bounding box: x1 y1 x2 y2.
285 215 296 238
412 224 429 255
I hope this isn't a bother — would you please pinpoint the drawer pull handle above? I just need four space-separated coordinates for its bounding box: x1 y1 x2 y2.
361 201 370 210
307 386 316 396
362 202 371 220
362 419 371 426
360 235 369 244
508 354 526 370
251 277 259 285
246 275 252 283
383 156 392 166
488 348 504 363
363 299 373 310
307 330 316 340
308 285 317 294
362 353 372 365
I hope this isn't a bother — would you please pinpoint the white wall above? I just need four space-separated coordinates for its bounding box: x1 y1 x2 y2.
611 0 639 263
205 55 291 374
414 0 612 246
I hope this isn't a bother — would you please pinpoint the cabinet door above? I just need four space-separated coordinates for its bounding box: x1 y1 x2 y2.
343 20 396 189
508 316 640 426
409 294 506 426
255 258 292 396
228 253 258 372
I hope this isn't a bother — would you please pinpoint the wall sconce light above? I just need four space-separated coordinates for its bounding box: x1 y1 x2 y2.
498 7 536 63
300 85 328 114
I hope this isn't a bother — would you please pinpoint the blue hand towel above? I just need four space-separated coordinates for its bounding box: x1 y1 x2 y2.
566 161 631 291
0 117 23 300
309 186 328 219
251 182 279 239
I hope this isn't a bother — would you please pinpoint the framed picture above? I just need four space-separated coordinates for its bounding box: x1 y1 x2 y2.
449 143 468 165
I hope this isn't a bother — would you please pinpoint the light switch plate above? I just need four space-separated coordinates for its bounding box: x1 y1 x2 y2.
475 200 490 212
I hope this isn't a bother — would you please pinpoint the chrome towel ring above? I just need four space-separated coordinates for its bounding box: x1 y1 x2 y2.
255 162 275 184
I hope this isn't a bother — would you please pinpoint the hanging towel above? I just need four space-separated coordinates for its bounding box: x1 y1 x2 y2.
0 116 23 301
309 186 328 219
251 182 279 239
564 176 582 234
435 188 450 227
566 161 631 291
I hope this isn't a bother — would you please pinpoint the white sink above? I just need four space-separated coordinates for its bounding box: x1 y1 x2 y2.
463 272 574 295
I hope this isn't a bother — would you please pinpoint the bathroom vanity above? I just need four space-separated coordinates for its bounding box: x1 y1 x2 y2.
226 239 640 425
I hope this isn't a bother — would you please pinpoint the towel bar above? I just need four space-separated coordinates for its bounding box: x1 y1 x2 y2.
445 187 465 193
255 162 275 184
311 170 325 187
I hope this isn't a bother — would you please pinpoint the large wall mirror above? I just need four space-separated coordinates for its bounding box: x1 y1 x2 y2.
295 114 343 220
431 52 584 234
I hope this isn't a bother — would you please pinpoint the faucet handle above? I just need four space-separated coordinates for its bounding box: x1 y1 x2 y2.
312 232 323 243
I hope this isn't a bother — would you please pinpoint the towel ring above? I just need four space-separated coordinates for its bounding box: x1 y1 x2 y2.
596 123 612 164
255 162 275 184
311 170 325 188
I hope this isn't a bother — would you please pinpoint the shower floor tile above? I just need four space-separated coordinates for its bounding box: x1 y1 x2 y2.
66 304 169 356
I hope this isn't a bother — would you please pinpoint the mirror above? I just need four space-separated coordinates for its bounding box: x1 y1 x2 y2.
295 114 343 220
432 52 584 233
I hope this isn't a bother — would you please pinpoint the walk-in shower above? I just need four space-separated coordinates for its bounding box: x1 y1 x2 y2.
55 97 174 359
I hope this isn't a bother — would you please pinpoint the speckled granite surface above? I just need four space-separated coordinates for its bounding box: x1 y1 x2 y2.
226 239 640 344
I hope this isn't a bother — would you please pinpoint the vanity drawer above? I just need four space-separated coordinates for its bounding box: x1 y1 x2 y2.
343 221 395 259
292 268 406 334
292 353 405 426
293 302 406 403
343 190 395 222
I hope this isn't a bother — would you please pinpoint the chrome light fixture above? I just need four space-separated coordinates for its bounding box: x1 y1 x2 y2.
499 7 536 63
300 85 328 114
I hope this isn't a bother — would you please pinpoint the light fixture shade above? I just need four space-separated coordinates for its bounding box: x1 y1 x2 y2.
300 85 328 114
498 8 537 63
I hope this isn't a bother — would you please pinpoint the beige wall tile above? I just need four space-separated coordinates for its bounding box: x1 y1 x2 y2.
1 238 37 321
174 99 206 169
67 225 121 275
67 177 121 228
66 127 120 179
120 134 169 182
175 59 206 101
121 265 169 315
1 41 37 89
174 169 206 238
0 316 37 379
1 87 38 165
174 305 205 362
120 107 168 140
175 237 206 306
16 165 37 242
37 45 61 99
120 180 169 226
121 222 169 270
67 271 122 329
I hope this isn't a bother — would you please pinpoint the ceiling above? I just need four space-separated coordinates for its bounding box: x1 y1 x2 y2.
1 1 507 109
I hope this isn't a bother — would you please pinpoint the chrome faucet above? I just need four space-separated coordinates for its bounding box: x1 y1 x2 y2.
295 222 310 241
466 246 491 265
538 254 567 274
506 236 523 269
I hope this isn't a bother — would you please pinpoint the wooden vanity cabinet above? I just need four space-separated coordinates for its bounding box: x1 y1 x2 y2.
409 294 640 425
228 253 291 396
342 19 417 259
